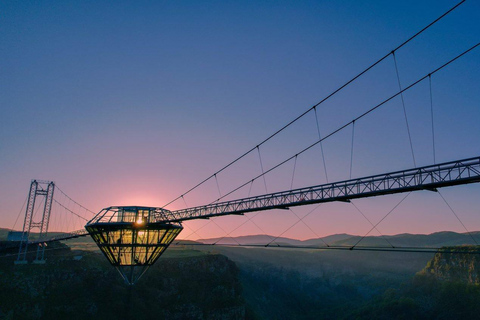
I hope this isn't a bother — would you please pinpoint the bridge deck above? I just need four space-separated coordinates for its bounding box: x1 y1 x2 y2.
29 229 89 244
168 156 480 222
37 157 480 244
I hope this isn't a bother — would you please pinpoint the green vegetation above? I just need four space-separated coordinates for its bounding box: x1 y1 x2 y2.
2 234 480 319
196 245 480 319
0 247 246 319
349 273 480 319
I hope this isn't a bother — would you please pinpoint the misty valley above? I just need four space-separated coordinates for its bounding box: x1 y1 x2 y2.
1 230 480 319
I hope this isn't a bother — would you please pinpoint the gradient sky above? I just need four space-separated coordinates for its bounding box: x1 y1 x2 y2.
1 1 479 241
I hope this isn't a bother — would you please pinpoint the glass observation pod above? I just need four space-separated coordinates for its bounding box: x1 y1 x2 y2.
85 206 183 285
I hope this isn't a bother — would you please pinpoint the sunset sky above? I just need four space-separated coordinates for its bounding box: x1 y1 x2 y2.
1 1 479 241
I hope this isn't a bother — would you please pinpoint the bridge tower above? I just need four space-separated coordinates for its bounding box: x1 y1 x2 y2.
15 180 55 264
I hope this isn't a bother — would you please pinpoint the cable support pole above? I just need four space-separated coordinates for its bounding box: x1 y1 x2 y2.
206 42 480 205
160 1 465 209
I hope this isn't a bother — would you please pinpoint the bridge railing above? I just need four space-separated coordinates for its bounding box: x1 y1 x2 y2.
29 229 90 244
167 156 480 222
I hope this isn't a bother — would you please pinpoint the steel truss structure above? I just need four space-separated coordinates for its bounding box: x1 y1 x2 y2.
16 180 55 264
28 229 90 244
34 156 480 244
167 156 480 222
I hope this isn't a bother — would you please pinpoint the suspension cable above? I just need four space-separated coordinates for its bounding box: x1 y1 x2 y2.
177 242 480 255
265 204 322 246
257 147 268 193
290 155 298 190
11 194 28 231
55 185 96 215
429 74 437 164
350 201 395 248
214 174 222 198
393 52 417 167
349 121 355 179
351 192 411 249
161 1 466 209
211 211 276 245
207 42 480 205
438 191 478 245
287 207 330 247
53 199 89 222
314 107 329 182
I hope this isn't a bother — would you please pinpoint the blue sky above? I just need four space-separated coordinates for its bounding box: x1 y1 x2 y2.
1 1 479 239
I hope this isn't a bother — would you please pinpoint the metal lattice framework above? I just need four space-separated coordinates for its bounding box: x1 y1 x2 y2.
167 156 480 222
85 206 183 285
16 180 55 264
29 229 90 244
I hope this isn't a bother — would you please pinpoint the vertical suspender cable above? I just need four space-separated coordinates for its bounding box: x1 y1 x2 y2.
205 42 480 206
393 52 417 167
257 146 268 193
214 174 222 198
314 107 329 182
290 155 298 190
11 195 28 231
161 0 466 209
351 192 411 249
181 195 188 209
438 191 478 245
429 74 437 164
247 180 254 197
350 121 355 179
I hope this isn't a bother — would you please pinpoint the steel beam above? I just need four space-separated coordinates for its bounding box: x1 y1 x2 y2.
167 156 480 222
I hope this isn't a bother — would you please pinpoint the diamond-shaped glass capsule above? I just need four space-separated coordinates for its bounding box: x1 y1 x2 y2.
85 206 183 285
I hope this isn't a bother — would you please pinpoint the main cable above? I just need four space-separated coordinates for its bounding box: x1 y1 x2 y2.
174 242 480 255
55 185 96 215
204 42 480 206
161 0 466 209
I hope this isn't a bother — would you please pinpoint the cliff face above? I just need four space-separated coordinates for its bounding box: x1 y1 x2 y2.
0 249 246 320
422 246 480 284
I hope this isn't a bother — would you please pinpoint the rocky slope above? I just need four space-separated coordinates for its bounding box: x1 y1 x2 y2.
0 247 246 319
422 245 480 284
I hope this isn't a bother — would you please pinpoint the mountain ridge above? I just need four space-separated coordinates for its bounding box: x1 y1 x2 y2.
197 231 480 248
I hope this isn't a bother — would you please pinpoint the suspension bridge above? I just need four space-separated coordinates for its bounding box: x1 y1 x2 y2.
4 0 480 285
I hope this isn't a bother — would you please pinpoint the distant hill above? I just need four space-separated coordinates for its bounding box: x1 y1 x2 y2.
4 227 480 250
197 231 480 248
197 234 306 246
329 231 480 248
